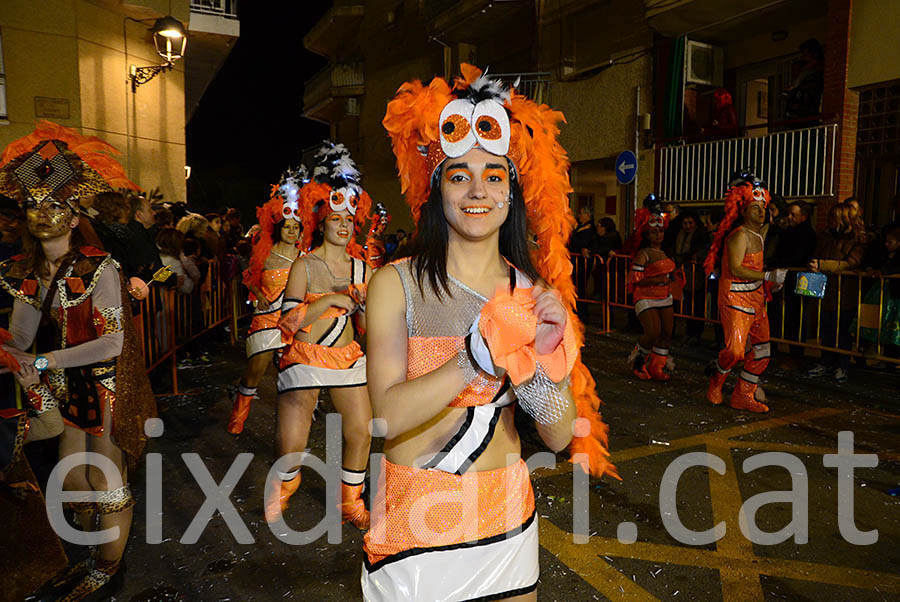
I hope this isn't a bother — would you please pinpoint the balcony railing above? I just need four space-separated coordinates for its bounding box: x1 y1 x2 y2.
494 72 552 105
658 124 837 202
303 62 365 118
190 0 238 19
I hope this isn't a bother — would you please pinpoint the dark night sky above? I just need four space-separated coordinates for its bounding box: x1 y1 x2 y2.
185 2 331 219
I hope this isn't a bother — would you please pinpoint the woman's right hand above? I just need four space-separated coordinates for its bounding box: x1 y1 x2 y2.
14 363 40 388
327 294 357 312
256 297 271 311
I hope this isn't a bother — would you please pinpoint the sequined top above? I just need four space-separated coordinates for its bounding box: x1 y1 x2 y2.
391 257 513 408
720 229 765 309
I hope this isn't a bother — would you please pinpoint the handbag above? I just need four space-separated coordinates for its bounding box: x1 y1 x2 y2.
794 271 827 298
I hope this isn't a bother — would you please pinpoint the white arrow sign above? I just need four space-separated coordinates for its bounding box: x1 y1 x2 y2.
618 162 635 174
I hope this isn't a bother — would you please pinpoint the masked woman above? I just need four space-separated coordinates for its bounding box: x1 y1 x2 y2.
363 65 618 601
226 168 304 434
268 142 374 529
626 196 683 380
0 121 155 601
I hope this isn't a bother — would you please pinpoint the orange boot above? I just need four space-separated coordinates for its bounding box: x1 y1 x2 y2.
707 368 729 405
226 385 256 434
647 348 670 381
264 471 301 523
340 482 370 530
730 376 769 412
631 345 651 380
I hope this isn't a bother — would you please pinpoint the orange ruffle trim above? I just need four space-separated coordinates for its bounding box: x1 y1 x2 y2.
280 340 363 370
478 286 576 386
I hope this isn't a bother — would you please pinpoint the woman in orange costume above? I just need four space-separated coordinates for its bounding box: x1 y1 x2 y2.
364 65 618 601
267 142 373 529
704 170 785 412
364 203 390 268
226 168 304 434
626 194 682 380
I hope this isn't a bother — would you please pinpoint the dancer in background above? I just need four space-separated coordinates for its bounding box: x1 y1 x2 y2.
364 203 390 268
704 170 785 412
269 142 373 529
226 168 305 434
626 196 683 380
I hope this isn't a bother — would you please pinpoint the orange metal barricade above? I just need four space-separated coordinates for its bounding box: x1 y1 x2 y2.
134 258 255 393
582 252 900 366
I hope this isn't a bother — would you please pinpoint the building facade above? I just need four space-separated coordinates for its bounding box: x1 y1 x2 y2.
0 0 238 206
304 0 896 233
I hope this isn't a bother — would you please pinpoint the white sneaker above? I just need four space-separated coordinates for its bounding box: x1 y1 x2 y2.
834 368 848 382
806 364 827 377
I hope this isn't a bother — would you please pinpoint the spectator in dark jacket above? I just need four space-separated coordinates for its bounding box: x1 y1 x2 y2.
768 201 818 367
569 206 599 323
667 210 709 342
596 217 623 257
592 217 623 301
806 203 867 381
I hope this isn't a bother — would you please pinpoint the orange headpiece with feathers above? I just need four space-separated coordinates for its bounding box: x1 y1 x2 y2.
243 166 308 295
383 64 617 479
0 120 138 209
704 169 771 276
299 141 373 259
622 193 669 255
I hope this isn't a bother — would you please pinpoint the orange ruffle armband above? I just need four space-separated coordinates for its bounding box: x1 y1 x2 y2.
478 287 577 386
0 328 21 373
277 303 308 343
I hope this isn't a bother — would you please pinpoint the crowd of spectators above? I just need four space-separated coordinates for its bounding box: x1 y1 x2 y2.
566 195 900 380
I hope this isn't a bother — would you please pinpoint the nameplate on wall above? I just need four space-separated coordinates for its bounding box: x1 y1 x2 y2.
34 97 70 119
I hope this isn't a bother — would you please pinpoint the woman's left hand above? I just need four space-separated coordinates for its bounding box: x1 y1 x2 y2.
532 285 567 355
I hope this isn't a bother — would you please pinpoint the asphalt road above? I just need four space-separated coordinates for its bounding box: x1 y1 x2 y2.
51 321 900 601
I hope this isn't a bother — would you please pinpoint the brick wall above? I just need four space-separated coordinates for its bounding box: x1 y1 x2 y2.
820 0 858 229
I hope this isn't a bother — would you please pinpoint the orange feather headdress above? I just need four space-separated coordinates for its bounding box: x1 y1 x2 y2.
299 141 373 259
622 193 669 255
704 169 771 277
243 166 307 295
382 64 618 480
0 120 138 209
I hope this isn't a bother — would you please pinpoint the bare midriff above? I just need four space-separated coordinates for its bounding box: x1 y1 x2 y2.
384 405 521 472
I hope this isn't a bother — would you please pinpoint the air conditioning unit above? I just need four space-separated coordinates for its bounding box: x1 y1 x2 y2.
684 40 724 87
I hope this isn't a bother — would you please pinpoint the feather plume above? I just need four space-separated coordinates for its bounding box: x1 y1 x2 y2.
383 64 619 479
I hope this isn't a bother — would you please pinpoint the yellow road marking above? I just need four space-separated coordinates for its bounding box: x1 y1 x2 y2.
609 408 846 464
706 440 764 601
539 518 659 601
540 520 900 596
533 406 900 600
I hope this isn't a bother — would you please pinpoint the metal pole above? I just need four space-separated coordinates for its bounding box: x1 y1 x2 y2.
635 85 641 208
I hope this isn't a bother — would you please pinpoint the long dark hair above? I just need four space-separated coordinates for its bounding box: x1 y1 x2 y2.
21 213 88 279
398 164 541 298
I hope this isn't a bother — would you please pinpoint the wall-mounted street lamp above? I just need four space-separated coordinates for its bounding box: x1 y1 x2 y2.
129 16 187 92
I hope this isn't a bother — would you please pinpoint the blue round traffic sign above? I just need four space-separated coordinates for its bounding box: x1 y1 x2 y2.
615 150 637 185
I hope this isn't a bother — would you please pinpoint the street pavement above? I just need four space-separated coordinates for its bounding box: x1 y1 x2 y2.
67 322 900 601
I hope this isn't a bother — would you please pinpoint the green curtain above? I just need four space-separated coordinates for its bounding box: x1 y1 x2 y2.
664 36 685 140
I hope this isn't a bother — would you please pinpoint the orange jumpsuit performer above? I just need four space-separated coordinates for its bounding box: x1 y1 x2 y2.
704 170 785 412
626 195 683 380
267 141 374 529
226 168 304 434
365 64 618 601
